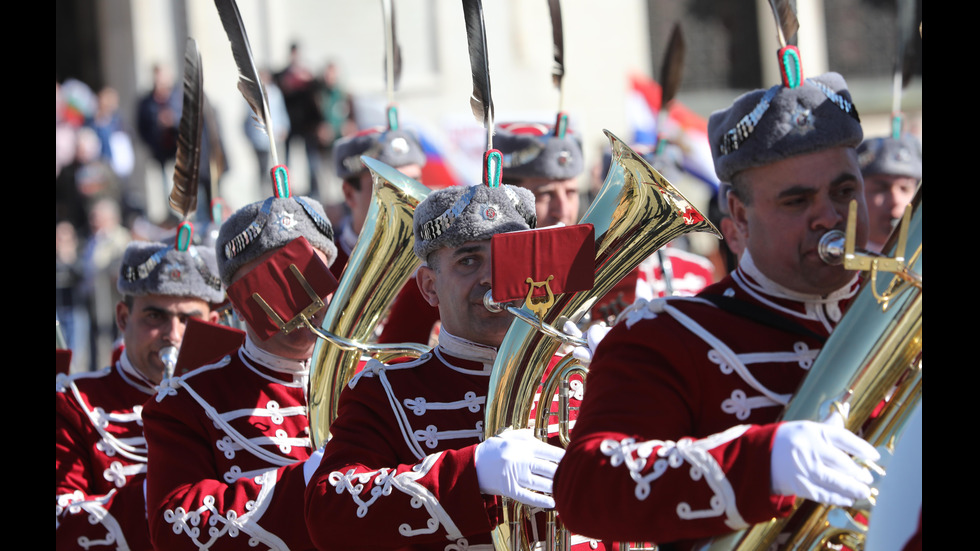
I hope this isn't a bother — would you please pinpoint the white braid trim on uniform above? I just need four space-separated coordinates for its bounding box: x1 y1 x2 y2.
357 359 431 460
58 367 149 464
327 452 465 541
622 298 792 409
599 425 752 530
162 468 289 550
157 359 308 468
56 489 131 551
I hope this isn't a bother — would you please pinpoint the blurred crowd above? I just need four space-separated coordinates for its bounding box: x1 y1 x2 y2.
56 45 360 373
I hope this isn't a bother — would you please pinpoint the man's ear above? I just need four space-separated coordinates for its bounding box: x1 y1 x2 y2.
116 300 130 334
416 266 440 308
728 192 749 237
207 309 221 324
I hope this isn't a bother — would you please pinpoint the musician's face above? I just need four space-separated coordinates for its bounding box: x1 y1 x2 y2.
344 163 423 235
519 176 581 227
231 246 333 360
116 294 216 383
863 173 917 252
417 240 512 348
729 146 869 296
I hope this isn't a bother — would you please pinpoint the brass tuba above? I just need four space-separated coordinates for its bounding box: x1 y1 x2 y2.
486 130 721 551
692 188 923 551
308 157 433 448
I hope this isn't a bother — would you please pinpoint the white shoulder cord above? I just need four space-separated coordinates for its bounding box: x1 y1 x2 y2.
156 358 303 468
62 374 149 463
637 298 792 406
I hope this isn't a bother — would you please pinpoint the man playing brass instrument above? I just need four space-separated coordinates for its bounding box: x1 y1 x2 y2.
304 181 603 549
57 239 224 550
141 188 338 551
552 71 882 549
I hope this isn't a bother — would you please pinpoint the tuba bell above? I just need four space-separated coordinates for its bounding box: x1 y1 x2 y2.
692 188 922 551
486 130 721 551
307 157 433 448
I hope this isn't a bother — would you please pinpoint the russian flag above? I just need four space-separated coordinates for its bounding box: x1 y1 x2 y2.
416 130 464 190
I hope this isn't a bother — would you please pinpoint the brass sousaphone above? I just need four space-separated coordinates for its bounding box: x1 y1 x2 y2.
486 129 722 551
308 158 432 448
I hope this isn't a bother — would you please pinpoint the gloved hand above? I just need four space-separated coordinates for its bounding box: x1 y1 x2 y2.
304 445 326 486
562 321 611 365
771 420 881 507
474 428 565 509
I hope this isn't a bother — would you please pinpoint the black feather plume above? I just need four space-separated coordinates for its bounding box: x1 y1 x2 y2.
768 0 799 47
659 22 685 108
214 0 278 165
169 38 204 221
548 0 565 94
462 0 494 140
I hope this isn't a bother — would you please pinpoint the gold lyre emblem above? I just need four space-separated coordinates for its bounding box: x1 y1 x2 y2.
524 275 555 319
250 264 325 334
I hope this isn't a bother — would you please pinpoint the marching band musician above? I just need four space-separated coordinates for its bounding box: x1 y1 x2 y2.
377 118 588 345
56 239 224 551
552 71 882 549
140 188 337 551
495 120 585 228
856 132 922 253
330 125 428 280
304 181 606 549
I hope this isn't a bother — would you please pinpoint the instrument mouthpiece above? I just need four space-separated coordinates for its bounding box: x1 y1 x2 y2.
483 290 504 313
160 346 179 379
818 230 846 265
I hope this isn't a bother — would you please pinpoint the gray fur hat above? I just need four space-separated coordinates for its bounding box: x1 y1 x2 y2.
117 240 224 304
856 133 922 180
708 72 863 183
334 127 427 181
216 195 338 286
494 121 584 181
413 184 537 263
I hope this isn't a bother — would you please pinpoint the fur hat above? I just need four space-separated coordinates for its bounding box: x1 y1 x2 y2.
494 121 584 181
334 127 427 181
413 184 537 263
856 133 922 180
708 72 863 183
117 240 224 304
216 195 338 286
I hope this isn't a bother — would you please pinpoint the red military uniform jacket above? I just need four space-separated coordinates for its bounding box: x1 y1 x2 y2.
305 329 608 550
56 353 155 551
553 253 860 549
142 338 315 550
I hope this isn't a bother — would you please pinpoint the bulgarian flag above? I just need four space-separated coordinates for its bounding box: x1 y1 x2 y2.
626 72 719 190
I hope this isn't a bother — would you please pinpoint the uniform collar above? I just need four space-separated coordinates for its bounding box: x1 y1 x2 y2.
437 328 498 367
117 350 159 394
734 250 859 323
241 334 311 384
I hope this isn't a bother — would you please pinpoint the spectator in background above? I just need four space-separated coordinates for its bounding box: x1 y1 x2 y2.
56 127 123 237
137 64 180 194
78 197 132 373
275 42 323 200
88 86 137 219
315 61 357 200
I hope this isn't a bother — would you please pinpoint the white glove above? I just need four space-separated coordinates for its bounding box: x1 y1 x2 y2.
304 445 326 486
771 420 881 507
562 321 611 365
474 428 565 509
